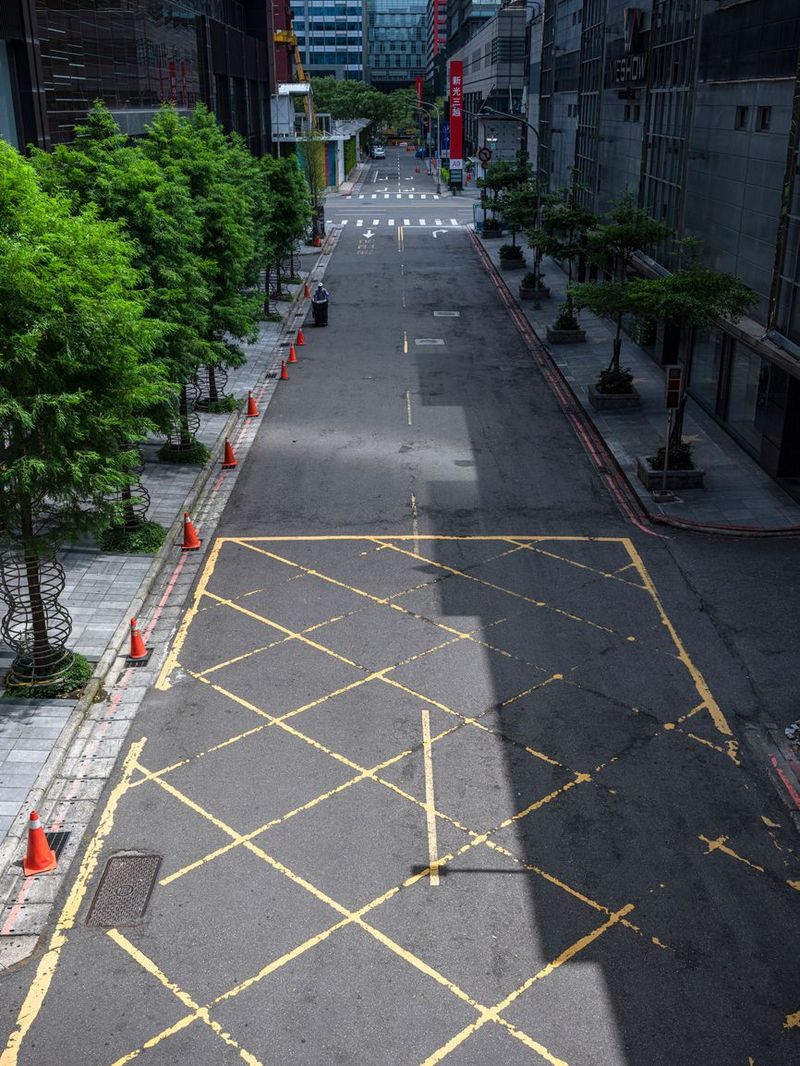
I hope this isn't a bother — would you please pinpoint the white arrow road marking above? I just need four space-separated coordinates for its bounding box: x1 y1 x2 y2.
364 229 375 238
432 229 447 238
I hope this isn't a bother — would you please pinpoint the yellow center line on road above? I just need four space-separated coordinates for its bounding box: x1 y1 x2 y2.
405 389 412 425
403 329 408 354
421 707 440 887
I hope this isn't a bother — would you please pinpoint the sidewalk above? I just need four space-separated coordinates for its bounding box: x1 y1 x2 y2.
476 235 800 533
0 243 325 862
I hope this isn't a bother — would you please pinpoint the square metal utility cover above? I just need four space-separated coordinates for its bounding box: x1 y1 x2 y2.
86 854 161 927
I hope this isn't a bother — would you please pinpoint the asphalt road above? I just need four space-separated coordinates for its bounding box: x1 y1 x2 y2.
2 148 799 1066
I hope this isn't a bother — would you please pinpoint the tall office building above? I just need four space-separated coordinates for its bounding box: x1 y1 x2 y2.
532 0 800 490
0 0 273 152
426 0 447 83
366 0 427 90
293 0 367 81
446 0 501 53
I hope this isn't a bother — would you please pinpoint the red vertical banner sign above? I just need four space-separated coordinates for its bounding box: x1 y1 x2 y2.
168 59 177 104
416 75 423 108
449 60 463 186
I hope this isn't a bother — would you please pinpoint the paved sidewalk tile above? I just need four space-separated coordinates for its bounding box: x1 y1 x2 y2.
478 236 800 531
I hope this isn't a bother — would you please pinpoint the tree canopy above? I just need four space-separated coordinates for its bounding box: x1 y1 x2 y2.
310 78 416 127
0 140 170 550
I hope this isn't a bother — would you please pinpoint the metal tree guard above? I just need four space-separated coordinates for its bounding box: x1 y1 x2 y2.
0 549 73 685
165 380 201 451
107 446 150 530
194 364 229 410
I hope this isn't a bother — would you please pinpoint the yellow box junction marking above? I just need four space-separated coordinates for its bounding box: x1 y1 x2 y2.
8 535 747 1065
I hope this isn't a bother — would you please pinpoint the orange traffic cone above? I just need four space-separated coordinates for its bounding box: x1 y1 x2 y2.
246 390 259 418
297 327 305 346
304 281 311 299
222 437 237 469
280 359 289 381
126 617 151 666
181 512 202 551
288 342 297 364
22 811 57 877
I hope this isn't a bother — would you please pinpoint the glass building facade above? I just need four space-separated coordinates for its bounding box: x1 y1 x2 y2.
366 0 427 90
1 0 273 152
294 1 366 81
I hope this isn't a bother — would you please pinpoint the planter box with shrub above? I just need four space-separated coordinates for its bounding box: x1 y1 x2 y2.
482 220 502 239
636 454 705 491
499 244 525 271
546 300 586 344
518 272 550 302
588 365 641 409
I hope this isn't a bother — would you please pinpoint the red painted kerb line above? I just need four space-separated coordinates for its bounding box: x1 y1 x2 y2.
770 755 800 810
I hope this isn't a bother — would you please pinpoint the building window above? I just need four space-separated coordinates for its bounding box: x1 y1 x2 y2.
735 105 749 130
757 106 772 131
624 104 630 121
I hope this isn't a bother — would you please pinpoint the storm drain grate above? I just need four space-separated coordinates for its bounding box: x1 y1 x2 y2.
86 854 161 927
45 831 70 860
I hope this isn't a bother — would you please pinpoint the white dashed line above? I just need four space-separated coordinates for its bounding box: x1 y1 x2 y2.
356 219 363 227
404 218 411 225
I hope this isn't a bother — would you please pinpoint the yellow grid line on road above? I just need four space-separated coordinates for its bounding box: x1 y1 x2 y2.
370 538 626 638
508 539 648 590
118 756 631 1066
37 532 739 1066
107 928 262 1066
620 540 736 752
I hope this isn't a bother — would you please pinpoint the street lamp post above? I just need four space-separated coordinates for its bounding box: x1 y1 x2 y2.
416 101 441 196
473 104 543 246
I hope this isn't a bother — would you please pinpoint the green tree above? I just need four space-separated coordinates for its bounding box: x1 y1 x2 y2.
143 105 262 441
299 130 328 240
261 154 312 299
32 100 212 459
627 263 756 447
0 143 170 689
571 193 673 383
527 192 596 324
498 181 538 249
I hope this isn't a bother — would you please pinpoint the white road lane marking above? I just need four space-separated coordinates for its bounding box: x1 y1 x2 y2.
356 219 363 226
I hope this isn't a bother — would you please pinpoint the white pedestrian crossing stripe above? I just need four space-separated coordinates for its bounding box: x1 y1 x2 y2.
421 194 427 200
338 217 463 229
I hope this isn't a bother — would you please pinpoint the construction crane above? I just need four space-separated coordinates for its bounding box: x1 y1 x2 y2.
274 16 316 129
